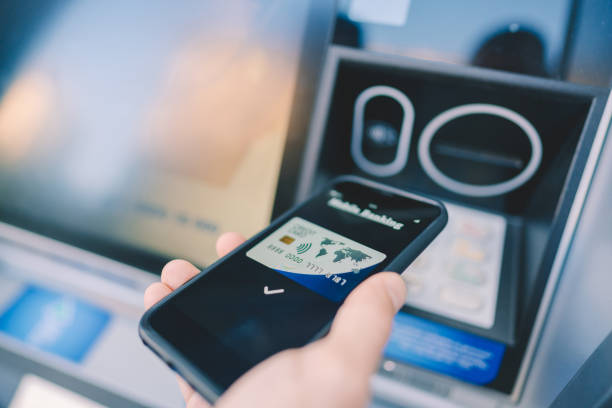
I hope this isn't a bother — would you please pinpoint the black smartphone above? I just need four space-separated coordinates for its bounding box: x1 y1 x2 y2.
139 176 447 402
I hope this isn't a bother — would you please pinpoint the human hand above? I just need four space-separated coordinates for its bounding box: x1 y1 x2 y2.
144 232 407 408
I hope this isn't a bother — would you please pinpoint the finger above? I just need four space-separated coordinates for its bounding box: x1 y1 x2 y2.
144 282 172 309
161 259 200 290
325 272 406 373
176 376 197 404
216 232 246 257
186 392 210 408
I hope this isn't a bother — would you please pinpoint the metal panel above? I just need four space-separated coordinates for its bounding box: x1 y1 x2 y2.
514 100 612 408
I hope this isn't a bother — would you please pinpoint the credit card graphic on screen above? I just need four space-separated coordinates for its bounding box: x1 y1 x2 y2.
247 217 386 301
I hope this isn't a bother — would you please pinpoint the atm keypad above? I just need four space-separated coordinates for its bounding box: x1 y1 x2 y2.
401 203 506 329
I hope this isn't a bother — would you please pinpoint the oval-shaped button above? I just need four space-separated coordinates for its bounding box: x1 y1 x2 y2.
351 85 415 177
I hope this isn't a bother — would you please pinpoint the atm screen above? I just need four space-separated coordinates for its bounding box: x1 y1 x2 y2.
0 0 332 271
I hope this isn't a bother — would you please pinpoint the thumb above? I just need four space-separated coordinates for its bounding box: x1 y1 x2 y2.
324 272 406 374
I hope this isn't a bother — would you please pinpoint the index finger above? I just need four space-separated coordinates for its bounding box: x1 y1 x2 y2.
161 260 200 290
216 232 246 257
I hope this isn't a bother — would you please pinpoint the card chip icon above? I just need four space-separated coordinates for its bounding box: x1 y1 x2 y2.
279 235 295 245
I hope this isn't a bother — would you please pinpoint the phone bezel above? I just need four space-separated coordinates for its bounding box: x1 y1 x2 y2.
138 175 448 403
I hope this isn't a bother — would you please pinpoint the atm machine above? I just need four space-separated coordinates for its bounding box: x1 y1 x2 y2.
0 1 610 407
281 1 612 407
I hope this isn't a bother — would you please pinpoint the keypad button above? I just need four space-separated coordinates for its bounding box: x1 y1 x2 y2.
449 263 486 286
402 272 424 297
458 221 491 241
439 286 483 311
408 253 430 272
452 239 487 262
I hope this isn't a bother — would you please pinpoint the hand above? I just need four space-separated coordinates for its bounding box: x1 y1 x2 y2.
144 232 407 408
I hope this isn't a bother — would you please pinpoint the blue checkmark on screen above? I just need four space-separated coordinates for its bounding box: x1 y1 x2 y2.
0 285 111 363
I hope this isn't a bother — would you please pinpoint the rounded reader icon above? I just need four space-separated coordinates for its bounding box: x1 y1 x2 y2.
351 85 415 177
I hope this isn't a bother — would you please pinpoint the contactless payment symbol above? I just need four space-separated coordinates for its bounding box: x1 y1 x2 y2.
296 242 312 254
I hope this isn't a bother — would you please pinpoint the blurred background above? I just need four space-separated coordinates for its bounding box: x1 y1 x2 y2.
0 0 611 407
0 0 312 270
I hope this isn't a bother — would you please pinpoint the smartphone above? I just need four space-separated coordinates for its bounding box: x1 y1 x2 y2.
139 176 447 402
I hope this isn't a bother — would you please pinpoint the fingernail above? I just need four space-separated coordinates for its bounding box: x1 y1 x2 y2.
384 274 407 311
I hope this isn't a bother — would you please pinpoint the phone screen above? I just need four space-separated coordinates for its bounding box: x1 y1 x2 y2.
147 180 442 389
